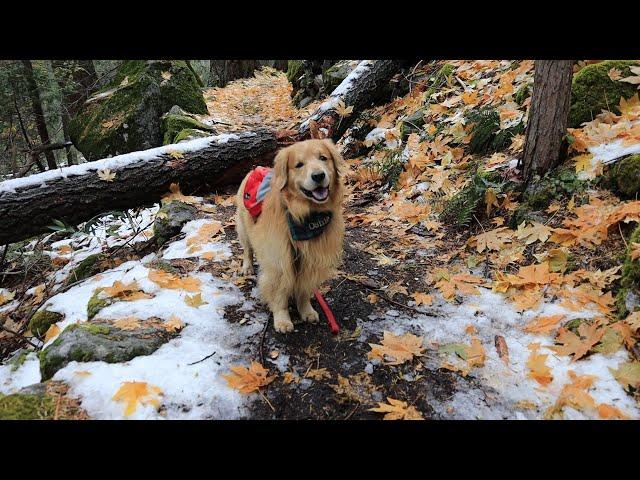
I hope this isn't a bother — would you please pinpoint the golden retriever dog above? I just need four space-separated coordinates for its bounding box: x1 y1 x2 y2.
235 139 345 333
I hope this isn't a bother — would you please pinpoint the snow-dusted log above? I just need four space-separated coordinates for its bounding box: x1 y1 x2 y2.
0 130 277 245
296 60 404 142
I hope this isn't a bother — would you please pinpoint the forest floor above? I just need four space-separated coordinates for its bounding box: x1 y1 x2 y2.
1 62 640 420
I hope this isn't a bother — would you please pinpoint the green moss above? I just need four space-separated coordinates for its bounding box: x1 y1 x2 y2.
87 289 110 320
615 225 640 317
603 154 640 200
514 82 532 105
0 393 55 420
65 254 103 286
69 60 207 160
147 259 178 274
400 107 426 139
80 323 111 335
523 166 587 210
569 60 639 128
9 351 29 372
28 310 64 339
286 60 303 84
173 128 210 143
162 114 212 144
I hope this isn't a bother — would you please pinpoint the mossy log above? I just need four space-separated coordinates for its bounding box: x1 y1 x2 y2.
0 130 277 246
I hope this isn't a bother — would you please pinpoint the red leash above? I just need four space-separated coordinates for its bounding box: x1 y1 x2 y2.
314 289 340 335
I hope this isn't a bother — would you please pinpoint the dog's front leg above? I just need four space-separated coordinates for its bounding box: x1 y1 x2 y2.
259 271 294 333
295 289 319 324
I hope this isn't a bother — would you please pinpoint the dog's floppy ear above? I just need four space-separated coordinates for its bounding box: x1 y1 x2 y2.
273 147 290 190
322 139 344 179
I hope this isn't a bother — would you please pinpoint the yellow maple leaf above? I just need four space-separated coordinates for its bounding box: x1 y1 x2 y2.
597 403 630 420
184 293 208 308
526 344 553 386
545 370 597 418
334 99 354 117
148 269 201 292
163 315 184 332
222 362 276 394
620 66 640 88
369 397 424 420
630 242 640 261
97 168 116 182
161 183 200 205
485 188 500 216
113 316 142 330
551 321 605 361
608 67 622 81
112 381 163 417
368 331 425 365
574 154 593 173
516 221 552 244
524 314 564 334
609 361 640 390
167 150 184 159
412 292 433 306
0 289 15 306
44 324 61 343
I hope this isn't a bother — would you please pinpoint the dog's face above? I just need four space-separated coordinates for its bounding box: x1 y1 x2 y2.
274 139 343 207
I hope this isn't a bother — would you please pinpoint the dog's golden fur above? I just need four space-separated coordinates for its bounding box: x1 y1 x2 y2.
235 139 345 333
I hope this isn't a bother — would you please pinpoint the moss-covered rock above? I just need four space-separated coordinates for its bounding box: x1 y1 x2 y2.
0 391 55 420
153 200 198 245
161 112 214 145
603 154 640 200
65 253 106 286
286 60 303 84
28 310 64 339
87 288 110 320
569 60 639 128
39 320 179 380
69 60 208 161
615 225 640 317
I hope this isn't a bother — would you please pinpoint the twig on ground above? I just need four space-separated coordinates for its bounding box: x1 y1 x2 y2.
344 404 359 420
259 389 275 412
619 222 629 249
187 351 216 366
259 314 269 367
0 324 39 349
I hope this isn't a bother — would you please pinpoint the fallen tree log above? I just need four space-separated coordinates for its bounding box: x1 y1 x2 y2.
296 59 405 142
0 130 277 246
0 60 406 246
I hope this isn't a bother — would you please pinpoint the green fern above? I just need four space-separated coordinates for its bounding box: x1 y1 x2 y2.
466 107 500 154
439 170 503 228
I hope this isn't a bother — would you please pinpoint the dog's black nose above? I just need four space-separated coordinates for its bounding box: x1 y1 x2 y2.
312 171 326 183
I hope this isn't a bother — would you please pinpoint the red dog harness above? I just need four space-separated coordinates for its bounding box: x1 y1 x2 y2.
243 166 273 218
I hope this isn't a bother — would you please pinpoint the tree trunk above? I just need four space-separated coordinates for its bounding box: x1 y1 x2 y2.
0 59 404 245
0 130 277 245
209 60 261 88
52 60 77 165
521 60 574 183
21 60 57 170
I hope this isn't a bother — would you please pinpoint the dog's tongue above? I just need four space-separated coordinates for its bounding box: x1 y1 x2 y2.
312 187 329 201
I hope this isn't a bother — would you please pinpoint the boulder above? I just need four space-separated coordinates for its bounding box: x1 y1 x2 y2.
603 154 640 199
28 310 64 339
69 60 208 160
153 201 198 245
39 320 179 380
569 60 639 128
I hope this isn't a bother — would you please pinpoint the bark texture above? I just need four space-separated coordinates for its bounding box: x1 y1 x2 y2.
522 60 574 182
0 130 277 245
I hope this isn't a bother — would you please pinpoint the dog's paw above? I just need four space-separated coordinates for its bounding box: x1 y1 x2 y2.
273 312 294 333
300 306 319 324
241 263 254 276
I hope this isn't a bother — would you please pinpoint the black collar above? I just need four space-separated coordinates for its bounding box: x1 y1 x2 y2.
286 211 333 241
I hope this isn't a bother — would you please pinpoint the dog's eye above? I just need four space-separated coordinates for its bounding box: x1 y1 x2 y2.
319 155 327 161
295 162 304 169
